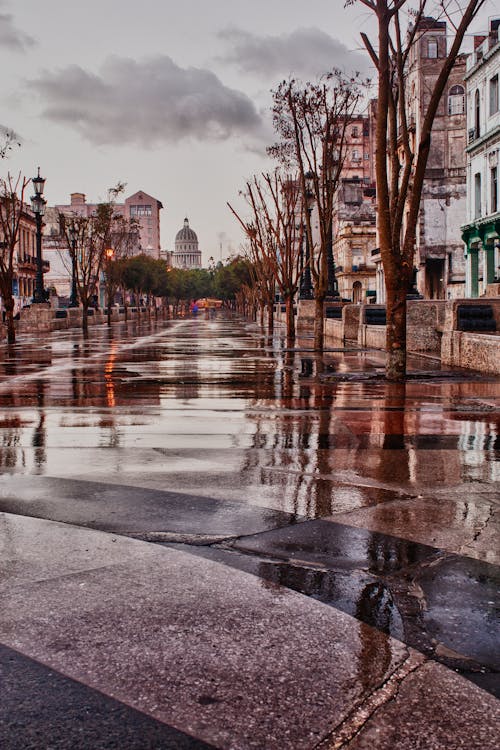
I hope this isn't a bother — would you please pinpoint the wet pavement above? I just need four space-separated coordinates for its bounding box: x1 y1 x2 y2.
0 313 499 748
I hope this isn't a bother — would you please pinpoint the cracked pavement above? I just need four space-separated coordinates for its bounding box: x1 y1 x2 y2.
0 314 499 748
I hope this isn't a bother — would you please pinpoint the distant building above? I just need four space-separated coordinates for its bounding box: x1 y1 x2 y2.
172 218 202 269
124 191 163 258
461 19 500 297
43 207 71 297
332 102 377 302
45 189 163 296
333 180 377 302
54 189 163 259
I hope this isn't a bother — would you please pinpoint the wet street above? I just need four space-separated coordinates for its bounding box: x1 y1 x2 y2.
0 312 499 749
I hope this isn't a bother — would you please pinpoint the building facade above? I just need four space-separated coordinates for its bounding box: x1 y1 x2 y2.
406 17 468 300
331 102 377 302
54 189 163 258
123 191 162 258
172 218 202 269
333 179 377 302
46 189 163 297
461 19 500 297
0 200 47 313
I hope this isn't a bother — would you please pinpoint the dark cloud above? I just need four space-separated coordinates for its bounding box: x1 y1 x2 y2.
28 55 263 146
0 4 35 51
216 26 369 79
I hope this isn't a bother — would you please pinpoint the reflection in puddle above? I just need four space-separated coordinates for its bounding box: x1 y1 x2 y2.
0 316 497 519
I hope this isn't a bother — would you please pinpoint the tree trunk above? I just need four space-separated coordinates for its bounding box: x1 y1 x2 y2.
82 303 89 335
5 303 15 344
313 296 324 350
285 295 295 341
385 271 408 381
267 300 274 334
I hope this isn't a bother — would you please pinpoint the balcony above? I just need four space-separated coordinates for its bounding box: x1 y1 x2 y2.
17 254 50 272
468 128 478 144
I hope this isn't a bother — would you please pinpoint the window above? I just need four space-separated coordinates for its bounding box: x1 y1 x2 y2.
427 38 438 58
448 85 465 115
491 167 498 214
130 204 152 217
352 127 359 138
474 172 482 219
475 89 481 138
490 75 499 116
352 149 360 161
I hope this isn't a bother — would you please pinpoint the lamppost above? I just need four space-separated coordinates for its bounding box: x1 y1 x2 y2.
299 171 314 300
68 223 78 307
326 233 339 299
104 247 115 324
30 168 47 304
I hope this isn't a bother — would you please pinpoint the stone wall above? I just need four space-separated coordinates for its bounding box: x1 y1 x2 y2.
358 324 386 349
0 305 160 341
407 300 447 354
324 319 343 345
296 300 316 333
441 298 500 373
441 331 500 374
343 305 361 342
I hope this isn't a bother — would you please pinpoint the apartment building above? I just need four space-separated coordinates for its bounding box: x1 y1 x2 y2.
461 19 500 297
406 17 468 299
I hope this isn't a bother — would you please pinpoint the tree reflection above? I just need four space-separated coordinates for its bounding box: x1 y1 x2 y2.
0 415 23 470
376 382 410 485
32 379 47 471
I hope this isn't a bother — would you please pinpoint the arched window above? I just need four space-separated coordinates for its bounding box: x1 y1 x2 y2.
448 85 465 115
475 89 481 137
427 37 438 58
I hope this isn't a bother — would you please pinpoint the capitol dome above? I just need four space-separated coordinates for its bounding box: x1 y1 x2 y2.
173 217 202 270
175 217 198 243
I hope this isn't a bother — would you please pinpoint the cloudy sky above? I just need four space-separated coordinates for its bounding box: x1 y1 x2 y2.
0 0 496 263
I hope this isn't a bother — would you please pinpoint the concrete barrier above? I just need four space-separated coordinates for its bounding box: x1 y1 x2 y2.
441 299 500 373
407 300 446 355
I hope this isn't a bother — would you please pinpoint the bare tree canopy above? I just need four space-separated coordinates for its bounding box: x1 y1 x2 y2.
0 173 30 343
229 170 304 339
269 71 366 348
348 0 486 379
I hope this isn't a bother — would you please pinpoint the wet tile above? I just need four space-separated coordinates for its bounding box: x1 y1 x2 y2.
0 644 214 750
0 517 410 750
0 476 298 538
341 661 500 750
330 496 500 564
230 519 440 574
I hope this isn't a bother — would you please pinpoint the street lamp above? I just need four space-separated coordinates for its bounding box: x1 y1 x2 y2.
104 247 115 322
30 167 47 304
68 223 78 307
299 171 314 300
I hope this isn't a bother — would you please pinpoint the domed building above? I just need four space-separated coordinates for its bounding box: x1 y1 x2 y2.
172 218 202 269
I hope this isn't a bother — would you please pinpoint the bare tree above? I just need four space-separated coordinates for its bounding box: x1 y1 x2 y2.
229 171 304 340
0 173 30 343
347 0 486 379
104 215 140 324
0 127 21 160
269 71 365 349
59 184 127 334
